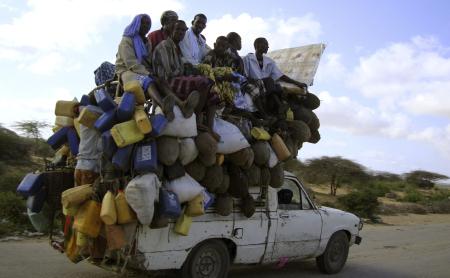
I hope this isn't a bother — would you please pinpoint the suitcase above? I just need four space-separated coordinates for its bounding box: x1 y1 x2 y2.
149 114 168 137
133 140 157 173
101 130 117 160
77 105 103 128
134 107 152 134
47 126 70 150
112 145 134 172
17 173 44 197
159 189 181 218
94 88 116 112
55 100 78 117
110 120 144 148
26 188 47 213
67 128 79 156
117 92 136 122
94 109 117 133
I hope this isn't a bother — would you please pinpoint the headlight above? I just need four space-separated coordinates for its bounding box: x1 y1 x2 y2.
358 218 364 230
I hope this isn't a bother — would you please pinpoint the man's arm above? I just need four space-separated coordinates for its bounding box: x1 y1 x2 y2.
279 75 307 88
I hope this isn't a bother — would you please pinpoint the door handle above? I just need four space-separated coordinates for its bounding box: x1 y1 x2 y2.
280 213 289 219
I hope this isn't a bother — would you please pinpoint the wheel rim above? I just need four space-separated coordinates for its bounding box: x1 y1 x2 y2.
329 239 345 265
193 247 222 278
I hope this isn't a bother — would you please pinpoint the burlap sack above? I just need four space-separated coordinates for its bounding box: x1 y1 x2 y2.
179 138 199 165
229 147 254 169
284 135 298 159
252 141 271 166
270 163 284 188
150 205 169 229
241 148 254 170
217 172 230 194
199 152 216 167
195 132 217 167
156 136 179 166
308 129 321 144
293 105 313 124
201 165 224 193
260 167 271 187
228 165 249 198
215 194 233 216
287 120 311 143
164 160 186 181
185 159 206 181
247 164 261 187
303 92 320 110
308 112 320 131
240 194 255 218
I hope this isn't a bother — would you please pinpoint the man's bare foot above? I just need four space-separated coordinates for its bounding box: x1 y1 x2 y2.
181 90 200 118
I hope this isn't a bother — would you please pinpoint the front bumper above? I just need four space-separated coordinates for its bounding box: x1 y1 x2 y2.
355 235 362 245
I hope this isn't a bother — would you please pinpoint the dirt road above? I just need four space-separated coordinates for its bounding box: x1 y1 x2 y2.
1 218 449 278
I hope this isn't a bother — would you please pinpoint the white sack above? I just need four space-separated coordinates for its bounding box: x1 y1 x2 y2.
165 173 203 203
157 105 197 138
179 138 199 165
213 118 250 154
125 173 161 225
267 144 279 168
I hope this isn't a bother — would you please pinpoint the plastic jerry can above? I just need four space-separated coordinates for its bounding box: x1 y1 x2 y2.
112 145 134 172
65 232 82 263
105 225 126 250
286 108 294 121
67 128 79 156
123 80 146 105
133 141 157 173
78 105 103 128
76 232 89 247
115 190 136 224
202 190 215 210
251 127 271 141
73 200 102 238
149 114 168 137
26 188 47 213
55 100 79 117
55 116 74 127
117 92 136 122
101 130 117 160
159 189 181 218
134 107 152 134
27 208 50 233
174 211 192 236
100 191 117 225
47 126 70 150
110 120 144 148
62 204 79 216
270 133 291 161
61 184 94 209
80 95 91 106
17 173 44 197
94 109 117 133
94 88 116 112
73 118 81 136
185 194 205 217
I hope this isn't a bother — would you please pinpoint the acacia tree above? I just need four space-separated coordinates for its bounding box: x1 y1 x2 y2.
13 120 49 156
304 156 369 196
404 170 449 189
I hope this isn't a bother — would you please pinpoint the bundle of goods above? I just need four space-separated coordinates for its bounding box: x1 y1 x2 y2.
16 66 321 265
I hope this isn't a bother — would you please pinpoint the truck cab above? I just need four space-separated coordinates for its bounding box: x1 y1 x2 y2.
129 171 362 277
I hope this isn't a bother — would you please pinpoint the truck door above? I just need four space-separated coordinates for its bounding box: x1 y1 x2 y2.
272 178 322 259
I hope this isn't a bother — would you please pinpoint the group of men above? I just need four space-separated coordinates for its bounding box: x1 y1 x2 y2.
115 11 308 138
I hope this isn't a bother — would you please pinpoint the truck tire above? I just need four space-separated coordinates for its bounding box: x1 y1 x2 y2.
181 239 230 278
316 231 349 274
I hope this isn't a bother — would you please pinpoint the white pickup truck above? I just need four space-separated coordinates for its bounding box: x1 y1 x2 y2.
124 171 362 277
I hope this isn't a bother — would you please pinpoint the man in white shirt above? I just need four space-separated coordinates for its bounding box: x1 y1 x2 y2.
179 14 211 65
243 37 307 118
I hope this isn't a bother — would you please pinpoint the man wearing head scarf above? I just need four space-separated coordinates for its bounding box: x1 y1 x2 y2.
115 14 177 119
179 14 211 65
147 10 178 51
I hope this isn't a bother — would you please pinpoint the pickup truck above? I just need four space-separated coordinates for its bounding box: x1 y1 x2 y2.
124 171 363 277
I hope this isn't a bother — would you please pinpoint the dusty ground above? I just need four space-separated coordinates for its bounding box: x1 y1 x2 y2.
0 213 449 278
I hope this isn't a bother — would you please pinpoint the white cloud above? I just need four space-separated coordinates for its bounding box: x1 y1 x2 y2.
203 13 322 54
408 124 450 160
316 53 347 81
348 36 450 117
0 0 184 74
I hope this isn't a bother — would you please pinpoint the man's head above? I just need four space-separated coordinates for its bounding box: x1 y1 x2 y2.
254 37 269 55
191 14 207 35
160 10 178 33
227 32 242 51
214 36 229 56
171 20 188 43
139 15 152 38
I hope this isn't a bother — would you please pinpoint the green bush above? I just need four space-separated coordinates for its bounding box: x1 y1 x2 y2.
338 189 379 220
402 189 425 203
0 192 29 226
0 169 29 192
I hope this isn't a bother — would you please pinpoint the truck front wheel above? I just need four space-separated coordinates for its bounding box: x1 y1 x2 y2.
181 239 230 278
316 231 349 274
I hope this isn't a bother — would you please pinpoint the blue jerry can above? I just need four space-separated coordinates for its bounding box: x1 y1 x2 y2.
117 92 136 122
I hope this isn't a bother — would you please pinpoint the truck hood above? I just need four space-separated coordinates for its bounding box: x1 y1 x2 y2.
318 206 361 230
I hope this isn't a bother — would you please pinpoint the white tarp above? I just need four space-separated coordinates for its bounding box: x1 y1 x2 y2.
267 43 326 87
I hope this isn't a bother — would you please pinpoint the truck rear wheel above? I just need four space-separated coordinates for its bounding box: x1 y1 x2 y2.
181 239 230 278
316 231 349 274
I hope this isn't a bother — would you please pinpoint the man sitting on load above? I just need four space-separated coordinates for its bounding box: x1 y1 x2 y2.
147 10 178 51
243 37 307 119
179 14 211 65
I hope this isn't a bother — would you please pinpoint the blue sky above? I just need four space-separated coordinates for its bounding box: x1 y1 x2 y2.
1 0 449 178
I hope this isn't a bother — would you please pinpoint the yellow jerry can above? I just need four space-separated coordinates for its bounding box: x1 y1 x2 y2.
286 108 294 121
270 133 291 161
55 116 74 127
61 184 94 209
123 80 146 105
77 107 101 128
110 120 144 147
251 127 271 141
174 212 193 236
100 191 117 225
73 200 102 238
185 194 205 217
115 191 136 224
55 100 79 117
76 231 89 247
133 108 152 134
